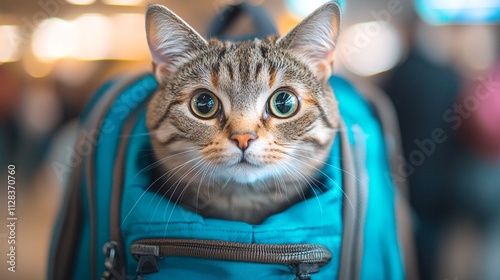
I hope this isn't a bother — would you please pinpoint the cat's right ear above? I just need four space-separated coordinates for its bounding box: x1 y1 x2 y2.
146 4 208 84
277 2 341 84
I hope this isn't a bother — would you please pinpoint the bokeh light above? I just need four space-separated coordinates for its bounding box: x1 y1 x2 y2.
102 0 145 6
0 25 21 63
416 0 500 24
286 0 340 18
109 13 149 60
31 18 74 62
30 13 146 62
66 0 96 5
338 21 404 76
71 14 113 60
456 25 497 72
23 49 55 78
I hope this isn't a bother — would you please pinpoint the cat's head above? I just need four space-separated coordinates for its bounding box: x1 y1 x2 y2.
145 3 340 191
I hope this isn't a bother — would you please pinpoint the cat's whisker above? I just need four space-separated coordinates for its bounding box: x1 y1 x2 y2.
269 159 325 218
160 159 204 204
194 160 213 212
279 143 358 179
138 159 204 232
279 160 329 215
273 161 308 201
132 148 200 180
219 170 236 193
140 159 204 226
288 152 363 186
269 165 285 200
281 161 321 201
148 158 205 233
163 160 210 232
284 153 342 189
119 132 156 138
121 155 202 228
282 149 343 166
119 128 196 140
283 153 355 213
134 151 159 161
202 163 221 212
281 144 344 162
205 163 217 202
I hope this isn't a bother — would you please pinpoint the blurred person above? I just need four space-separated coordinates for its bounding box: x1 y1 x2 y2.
458 61 500 161
451 57 500 280
382 18 462 280
16 79 63 182
0 65 22 168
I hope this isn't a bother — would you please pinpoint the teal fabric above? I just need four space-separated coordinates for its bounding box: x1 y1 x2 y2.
120 113 343 279
69 73 404 279
71 74 158 279
47 77 116 280
331 76 404 279
80 78 117 122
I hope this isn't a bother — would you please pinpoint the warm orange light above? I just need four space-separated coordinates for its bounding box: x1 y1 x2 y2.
72 14 113 60
110 13 149 60
31 13 149 62
66 0 96 5
0 25 21 63
32 18 74 62
23 49 55 78
102 0 145 6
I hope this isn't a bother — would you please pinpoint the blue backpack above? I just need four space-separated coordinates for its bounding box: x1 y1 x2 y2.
48 71 417 280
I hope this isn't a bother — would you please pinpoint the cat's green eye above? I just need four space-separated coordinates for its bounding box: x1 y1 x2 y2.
268 90 299 118
190 91 220 119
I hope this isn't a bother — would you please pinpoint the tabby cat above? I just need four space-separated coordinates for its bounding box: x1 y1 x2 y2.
145 2 341 224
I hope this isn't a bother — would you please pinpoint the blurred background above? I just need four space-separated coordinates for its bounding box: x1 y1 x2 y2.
1 0 500 279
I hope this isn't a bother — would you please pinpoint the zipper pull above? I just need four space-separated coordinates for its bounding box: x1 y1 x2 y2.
132 243 161 276
101 241 117 280
136 255 160 275
293 263 320 280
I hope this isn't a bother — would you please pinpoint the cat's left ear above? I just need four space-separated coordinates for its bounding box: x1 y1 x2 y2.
146 4 208 84
277 2 341 83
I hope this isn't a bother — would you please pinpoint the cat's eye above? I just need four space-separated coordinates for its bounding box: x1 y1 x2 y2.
268 89 299 118
190 91 220 119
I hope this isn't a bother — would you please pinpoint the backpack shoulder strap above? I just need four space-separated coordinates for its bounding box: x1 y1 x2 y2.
337 120 367 280
357 83 419 280
48 72 152 280
104 90 152 280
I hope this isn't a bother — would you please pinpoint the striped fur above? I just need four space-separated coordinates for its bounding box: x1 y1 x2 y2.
145 3 341 224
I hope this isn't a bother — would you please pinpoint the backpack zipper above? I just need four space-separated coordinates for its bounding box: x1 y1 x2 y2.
131 238 332 280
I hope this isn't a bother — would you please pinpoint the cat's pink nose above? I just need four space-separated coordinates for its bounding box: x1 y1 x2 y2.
230 133 257 151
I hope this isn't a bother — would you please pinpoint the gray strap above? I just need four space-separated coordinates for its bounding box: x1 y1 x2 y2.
49 72 151 280
84 72 151 279
359 84 419 280
49 74 141 280
48 150 84 280
338 121 367 280
358 84 409 195
109 98 151 279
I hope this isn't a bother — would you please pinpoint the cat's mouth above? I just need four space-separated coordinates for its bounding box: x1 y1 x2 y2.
238 157 251 165
236 155 260 167
226 156 262 173
220 154 283 184
226 161 264 184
